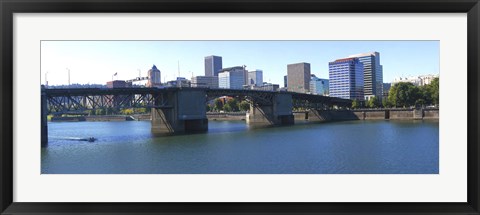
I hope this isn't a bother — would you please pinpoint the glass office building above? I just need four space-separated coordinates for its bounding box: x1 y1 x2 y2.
191 76 219 88
328 57 364 100
310 74 329 96
348 52 383 98
218 70 244 89
204 55 223 77
247 69 263 86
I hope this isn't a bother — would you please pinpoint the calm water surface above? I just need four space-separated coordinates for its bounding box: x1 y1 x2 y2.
42 120 439 174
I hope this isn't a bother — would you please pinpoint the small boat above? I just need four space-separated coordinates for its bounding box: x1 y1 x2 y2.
77 137 96 142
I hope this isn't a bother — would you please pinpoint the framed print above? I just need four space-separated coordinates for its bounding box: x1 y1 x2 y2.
1 0 479 214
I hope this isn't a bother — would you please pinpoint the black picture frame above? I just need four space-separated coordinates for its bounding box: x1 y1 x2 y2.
1 0 479 214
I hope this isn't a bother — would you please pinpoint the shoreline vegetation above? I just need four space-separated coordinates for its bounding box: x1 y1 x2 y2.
49 108 439 122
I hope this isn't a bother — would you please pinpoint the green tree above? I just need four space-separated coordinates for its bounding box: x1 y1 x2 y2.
223 103 232 112
388 82 421 108
351 99 359 109
366 96 379 108
226 98 239 112
122 108 134 115
381 97 389 108
415 98 426 108
135 107 147 114
95 108 105 115
214 98 224 111
427 77 439 106
419 85 432 105
238 101 250 111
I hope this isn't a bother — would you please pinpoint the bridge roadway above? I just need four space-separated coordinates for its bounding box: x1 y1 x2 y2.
41 87 352 146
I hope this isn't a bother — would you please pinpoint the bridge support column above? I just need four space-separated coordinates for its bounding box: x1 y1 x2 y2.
41 87 48 147
246 93 294 126
151 89 208 134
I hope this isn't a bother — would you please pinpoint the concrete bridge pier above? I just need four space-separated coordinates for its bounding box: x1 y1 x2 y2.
246 93 294 126
151 89 208 134
41 87 48 147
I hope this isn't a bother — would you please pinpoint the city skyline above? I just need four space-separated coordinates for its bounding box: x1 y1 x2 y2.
41 41 439 86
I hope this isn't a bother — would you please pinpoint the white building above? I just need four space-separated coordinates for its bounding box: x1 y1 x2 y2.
247 69 263 86
218 69 244 89
392 74 439 86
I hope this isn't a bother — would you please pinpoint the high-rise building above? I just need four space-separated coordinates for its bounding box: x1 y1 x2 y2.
287 62 311 93
310 74 329 96
348 52 383 99
204 55 223 76
329 57 364 100
284 75 288 88
247 69 263 86
146 65 161 87
218 67 245 89
191 76 219 88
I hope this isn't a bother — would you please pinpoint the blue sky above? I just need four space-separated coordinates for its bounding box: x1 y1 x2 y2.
41 41 439 86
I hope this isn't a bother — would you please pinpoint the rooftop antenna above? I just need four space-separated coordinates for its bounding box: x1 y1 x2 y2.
138 69 141 78
178 61 180 78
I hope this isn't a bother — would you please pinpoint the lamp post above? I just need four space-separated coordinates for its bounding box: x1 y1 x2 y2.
242 65 247 86
66 68 70 86
45 71 49 88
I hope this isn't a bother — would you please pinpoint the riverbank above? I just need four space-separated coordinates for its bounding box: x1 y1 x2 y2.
50 109 438 122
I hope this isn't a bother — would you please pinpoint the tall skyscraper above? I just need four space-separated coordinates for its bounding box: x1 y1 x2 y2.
328 57 364 100
146 65 161 87
310 74 329 96
218 66 245 89
348 52 383 99
284 75 288 88
247 69 263 86
204 55 223 76
287 62 311 93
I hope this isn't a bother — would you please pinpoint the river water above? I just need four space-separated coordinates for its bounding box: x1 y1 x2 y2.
42 120 439 174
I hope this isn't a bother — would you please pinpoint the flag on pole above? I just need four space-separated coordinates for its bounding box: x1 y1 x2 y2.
113 72 118 76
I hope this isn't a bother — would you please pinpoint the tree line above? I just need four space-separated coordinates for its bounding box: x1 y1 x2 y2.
84 107 150 116
352 77 439 109
207 98 250 112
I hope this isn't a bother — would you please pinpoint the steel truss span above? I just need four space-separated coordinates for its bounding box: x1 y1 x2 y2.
44 87 352 114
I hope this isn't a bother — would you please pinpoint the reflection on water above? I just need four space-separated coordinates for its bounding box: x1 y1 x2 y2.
42 120 439 174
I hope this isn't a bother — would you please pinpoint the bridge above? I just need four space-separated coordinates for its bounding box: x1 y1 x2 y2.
41 86 352 146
